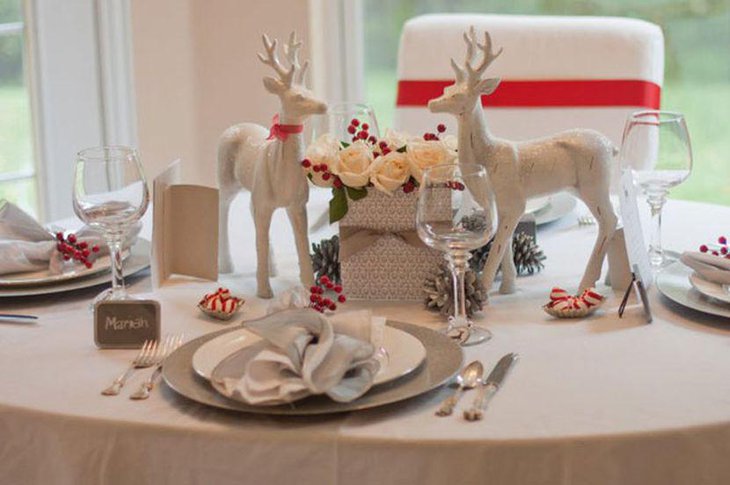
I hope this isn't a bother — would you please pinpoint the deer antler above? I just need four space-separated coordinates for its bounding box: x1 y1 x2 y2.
257 34 295 87
283 32 309 85
452 27 503 87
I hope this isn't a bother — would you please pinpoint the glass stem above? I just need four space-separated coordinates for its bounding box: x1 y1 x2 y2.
447 251 471 329
646 191 667 267
106 234 125 296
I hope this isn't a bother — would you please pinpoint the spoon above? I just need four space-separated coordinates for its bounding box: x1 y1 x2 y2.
435 360 484 416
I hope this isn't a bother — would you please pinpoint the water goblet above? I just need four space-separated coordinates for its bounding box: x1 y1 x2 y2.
416 163 497 346
620 110 692 268
310 102 379 143
73 146 149 302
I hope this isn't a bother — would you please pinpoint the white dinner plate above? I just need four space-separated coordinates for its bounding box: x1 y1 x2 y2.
193 324 427 386
0 239 150 298
689 272 730 305
0 250 129 287
533 192 577 226
656 261 730 319
525 196 550 215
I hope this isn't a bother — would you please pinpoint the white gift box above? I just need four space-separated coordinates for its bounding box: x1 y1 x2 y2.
339 188 447 300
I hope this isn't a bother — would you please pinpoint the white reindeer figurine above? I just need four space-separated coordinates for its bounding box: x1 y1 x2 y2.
429 27 617 294
218 33 326 298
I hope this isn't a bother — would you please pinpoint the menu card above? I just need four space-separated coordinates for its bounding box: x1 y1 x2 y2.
151 160 219 287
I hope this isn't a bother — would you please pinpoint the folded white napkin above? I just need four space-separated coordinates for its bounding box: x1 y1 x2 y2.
0 200 138 276
681 251 730 286
218 308 384 405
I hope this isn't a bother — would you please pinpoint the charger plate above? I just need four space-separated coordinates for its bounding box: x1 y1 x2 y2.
656 261 730 319
162 321 463 415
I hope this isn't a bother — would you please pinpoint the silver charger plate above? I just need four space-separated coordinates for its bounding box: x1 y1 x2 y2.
162 321 463 415
656 261 730 319
0 238 150 298
534 192 577 226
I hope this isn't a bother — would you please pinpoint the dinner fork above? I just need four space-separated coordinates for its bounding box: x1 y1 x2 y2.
101 340 159 396
130 334 184 400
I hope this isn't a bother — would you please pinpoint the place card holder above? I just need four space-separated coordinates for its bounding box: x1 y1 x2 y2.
618 265 653 323
94 300 161 349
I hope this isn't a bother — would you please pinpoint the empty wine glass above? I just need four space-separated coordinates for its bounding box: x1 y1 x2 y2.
620 110 692 267
310 102 379 143
417 163 497 346
73 146 149 302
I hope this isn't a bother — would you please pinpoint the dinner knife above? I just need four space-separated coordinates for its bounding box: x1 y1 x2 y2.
464 352 518 421
0 314 38 323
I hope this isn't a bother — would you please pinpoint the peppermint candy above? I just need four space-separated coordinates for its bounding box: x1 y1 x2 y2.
543 287 604 318
198 287 244 320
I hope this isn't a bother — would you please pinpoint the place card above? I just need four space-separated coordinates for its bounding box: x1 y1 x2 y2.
152 160 219 287
94 300 161 348
618 170 652 288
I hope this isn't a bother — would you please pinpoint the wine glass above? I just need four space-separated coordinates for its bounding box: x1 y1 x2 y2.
73 146 150 302
620 110 692 268
417 163 497 346
310 102 380 143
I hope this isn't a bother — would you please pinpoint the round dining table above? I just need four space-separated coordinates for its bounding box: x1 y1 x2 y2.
2 192 729 485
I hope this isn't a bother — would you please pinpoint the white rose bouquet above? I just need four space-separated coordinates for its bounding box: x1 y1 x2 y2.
301 120 457 222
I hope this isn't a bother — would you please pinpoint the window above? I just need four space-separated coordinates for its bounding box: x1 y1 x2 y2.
361 0 730 205
0 0 38 217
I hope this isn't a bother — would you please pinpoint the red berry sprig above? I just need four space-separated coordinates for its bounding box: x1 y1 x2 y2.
348 118 376 145
309 275 347 313
54 232 100 268
699 236 730 258
422 122 447 141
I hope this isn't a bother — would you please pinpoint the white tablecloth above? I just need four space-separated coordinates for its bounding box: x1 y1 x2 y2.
2 193 730 485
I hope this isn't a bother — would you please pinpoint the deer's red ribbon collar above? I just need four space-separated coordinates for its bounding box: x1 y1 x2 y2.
267 114 303 141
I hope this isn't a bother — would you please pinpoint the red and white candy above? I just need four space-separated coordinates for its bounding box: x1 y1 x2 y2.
198 287 244 320
543 287 604 318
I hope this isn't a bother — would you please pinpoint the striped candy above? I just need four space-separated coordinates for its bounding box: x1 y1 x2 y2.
544 287 604 318
198 287 244 320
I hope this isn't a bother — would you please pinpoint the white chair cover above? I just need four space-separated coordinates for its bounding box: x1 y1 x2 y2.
394 14 664 148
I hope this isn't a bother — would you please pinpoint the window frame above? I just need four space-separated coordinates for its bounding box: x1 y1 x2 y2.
23 0 137 222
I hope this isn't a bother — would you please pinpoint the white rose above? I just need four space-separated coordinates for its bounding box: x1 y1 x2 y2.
304 134 339 187
406 139 457 184
330 140 373 188
369 150 411 194
380 128 410 151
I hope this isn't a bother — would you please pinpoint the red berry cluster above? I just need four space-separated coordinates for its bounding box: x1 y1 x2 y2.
446 180 466 191
309 275 347 313
423 123 447 141
55 232 100 268
347 118 376 144
699 236 729 258
301 157 335 182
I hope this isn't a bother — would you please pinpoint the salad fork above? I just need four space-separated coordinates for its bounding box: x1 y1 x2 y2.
101 340 159 396
130 334 184 400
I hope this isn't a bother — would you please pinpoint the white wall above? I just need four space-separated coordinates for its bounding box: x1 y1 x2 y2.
130 0 311 187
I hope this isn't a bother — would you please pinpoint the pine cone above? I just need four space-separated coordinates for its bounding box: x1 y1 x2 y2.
310 235 340 284
423 262 487 318
469 232 546 276
512 232 545 275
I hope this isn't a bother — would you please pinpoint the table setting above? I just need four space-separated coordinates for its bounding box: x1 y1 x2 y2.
2 26 730 485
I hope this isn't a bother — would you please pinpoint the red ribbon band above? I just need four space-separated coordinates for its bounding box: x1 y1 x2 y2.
267 114 304 141
396 79 661 109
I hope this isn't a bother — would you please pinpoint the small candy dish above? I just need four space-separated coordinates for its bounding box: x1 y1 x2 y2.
543 287 604 318
198 288 244 321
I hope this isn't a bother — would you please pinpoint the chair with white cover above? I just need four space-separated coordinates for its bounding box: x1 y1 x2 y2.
394 14 664 188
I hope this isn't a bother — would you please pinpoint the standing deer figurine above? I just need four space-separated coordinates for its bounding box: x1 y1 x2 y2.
218 32 327 298
429 27 617 295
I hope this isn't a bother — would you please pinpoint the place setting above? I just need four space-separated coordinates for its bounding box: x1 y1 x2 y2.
0 146 151 299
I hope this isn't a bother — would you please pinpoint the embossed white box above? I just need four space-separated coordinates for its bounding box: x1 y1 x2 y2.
339 188 446 300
